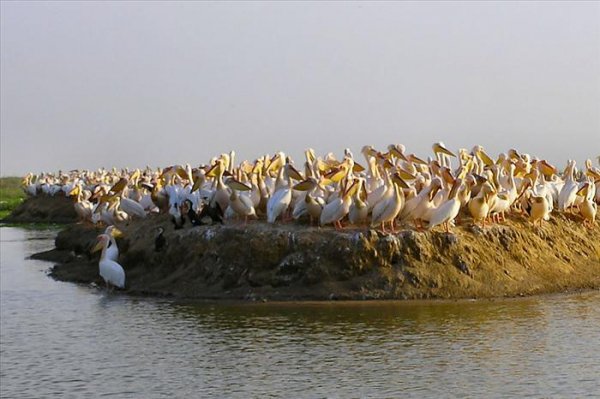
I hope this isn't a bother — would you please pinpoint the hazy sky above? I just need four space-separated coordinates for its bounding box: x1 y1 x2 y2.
1 1 599 176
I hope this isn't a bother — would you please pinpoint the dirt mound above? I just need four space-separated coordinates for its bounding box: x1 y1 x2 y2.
38 211 600 301
2 195 77 223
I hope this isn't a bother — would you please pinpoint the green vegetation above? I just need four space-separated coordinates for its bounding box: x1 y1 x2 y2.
0 177 25 219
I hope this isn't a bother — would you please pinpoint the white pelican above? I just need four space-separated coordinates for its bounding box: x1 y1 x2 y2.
558 160 578 212
103 225 123 262
489 190 511 223
292 177 326 224
348 177 369 225
117 190 147 218
320 181 355 229
468 182 493 228
432 142 456 168
371 173 407 233
428 178 463 233
267 164 293 223
227 179 256 224
577 182 597 228
400 178 438 226
207 159 231 212
69 183 93 222
529 195 550 227
517 179 550 226
92 234 126 289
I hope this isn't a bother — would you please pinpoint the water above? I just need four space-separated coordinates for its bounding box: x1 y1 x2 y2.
1 226 599 398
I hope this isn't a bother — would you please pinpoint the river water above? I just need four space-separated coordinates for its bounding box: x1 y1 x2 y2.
1 226 599 398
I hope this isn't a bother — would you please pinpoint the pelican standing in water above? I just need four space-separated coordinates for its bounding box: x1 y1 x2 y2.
92 234 126 290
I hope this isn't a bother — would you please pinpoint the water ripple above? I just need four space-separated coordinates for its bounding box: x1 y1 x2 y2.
1 227 599 398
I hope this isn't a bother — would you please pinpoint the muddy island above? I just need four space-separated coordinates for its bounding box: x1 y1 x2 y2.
10 195 599 301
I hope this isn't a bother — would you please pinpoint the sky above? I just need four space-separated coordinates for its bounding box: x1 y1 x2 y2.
1 1 599 176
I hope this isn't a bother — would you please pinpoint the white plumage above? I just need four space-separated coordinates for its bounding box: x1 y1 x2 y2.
92 234 125 289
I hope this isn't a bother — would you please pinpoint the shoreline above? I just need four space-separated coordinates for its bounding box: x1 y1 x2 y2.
9 196 599 302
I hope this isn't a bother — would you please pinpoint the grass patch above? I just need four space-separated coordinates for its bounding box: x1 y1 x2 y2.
0 177 26 219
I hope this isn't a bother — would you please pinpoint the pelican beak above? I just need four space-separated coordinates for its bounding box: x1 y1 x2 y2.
205 162 220 178
509 149 521 160
576 183 589 197
352 162 366 173
409 154 428 165
227 179 252 191
398 168 416 180
111 228 123 238
325 167 347 183
382 159 395 169
287 164 304 181
109 178 128 194
477 149 495 167
392 173 410 189
389 146 407 161
191 178 203 192
293 179 314 191
441 168 456 185
343 180 359 198
130 169 141 183
91 237 104 253
266 153 281 173
434 143 457 158
429 185 440 201
539 160 557 178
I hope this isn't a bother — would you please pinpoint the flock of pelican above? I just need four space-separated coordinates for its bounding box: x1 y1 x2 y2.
22 144 599 290
22 144 599 235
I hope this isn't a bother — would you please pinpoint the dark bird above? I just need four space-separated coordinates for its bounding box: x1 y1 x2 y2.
155 226 167 252
170 202 185 230
198 199 224 224
183 199 203 226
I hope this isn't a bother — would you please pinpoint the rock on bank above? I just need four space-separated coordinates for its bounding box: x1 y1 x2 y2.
2 195 77 223
37 212 600 301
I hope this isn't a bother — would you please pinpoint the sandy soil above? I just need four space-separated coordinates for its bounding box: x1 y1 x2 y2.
16 196 599 301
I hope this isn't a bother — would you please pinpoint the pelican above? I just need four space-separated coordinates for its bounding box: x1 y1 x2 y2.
267 164 293 223
119 195 147 219
371 173 407 233
206 158 230 212
400 178 439 228
91 234 126 289
348 177 369 225
227 179 256 224
293 177 326 225
489 190 511 223
468 182 493 228
558 160 578 212
577 182 597 228
428 178 463 233
320 181 355 229
69 183 93 222
103 225 123 262
529 195 550 227
432 142 456 168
